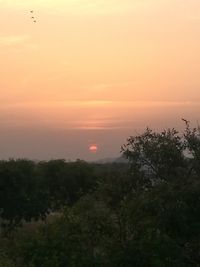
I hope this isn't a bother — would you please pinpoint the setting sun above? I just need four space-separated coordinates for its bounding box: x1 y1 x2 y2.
89 145 98 153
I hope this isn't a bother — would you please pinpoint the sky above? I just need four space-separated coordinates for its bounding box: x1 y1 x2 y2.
0 0 200 161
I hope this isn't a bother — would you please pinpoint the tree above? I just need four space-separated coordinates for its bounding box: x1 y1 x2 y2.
0 160 49 235
121 127 186 187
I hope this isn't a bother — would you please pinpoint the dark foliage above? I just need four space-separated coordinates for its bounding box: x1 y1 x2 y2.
0 122 200 266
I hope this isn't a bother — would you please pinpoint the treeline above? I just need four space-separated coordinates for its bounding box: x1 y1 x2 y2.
0 121 200 266
0 159 101 233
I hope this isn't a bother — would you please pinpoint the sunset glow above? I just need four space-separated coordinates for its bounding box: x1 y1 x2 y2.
0 0 200 160
89 145 98 153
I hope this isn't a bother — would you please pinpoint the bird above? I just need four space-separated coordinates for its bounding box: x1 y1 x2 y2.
181 118 190 124
29 10 37 23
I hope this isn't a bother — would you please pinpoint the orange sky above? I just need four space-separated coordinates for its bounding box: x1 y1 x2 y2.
0 0 200 160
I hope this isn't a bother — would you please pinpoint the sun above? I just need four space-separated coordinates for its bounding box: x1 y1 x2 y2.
89 144 98 153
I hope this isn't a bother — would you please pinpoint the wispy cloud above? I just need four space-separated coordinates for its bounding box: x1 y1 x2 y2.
0 100 199 131
84 81 142 92
0 100 199 113
0 35 30 47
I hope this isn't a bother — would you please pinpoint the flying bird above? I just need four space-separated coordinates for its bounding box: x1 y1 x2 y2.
28 10 38 23
181 118 190 124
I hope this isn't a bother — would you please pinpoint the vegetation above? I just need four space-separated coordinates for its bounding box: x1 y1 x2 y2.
0 121 200 266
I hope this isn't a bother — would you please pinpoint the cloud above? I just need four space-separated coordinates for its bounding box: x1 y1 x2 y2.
85 81 141 92
0 35 30 47
0 100 199 132
0 100 199 111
